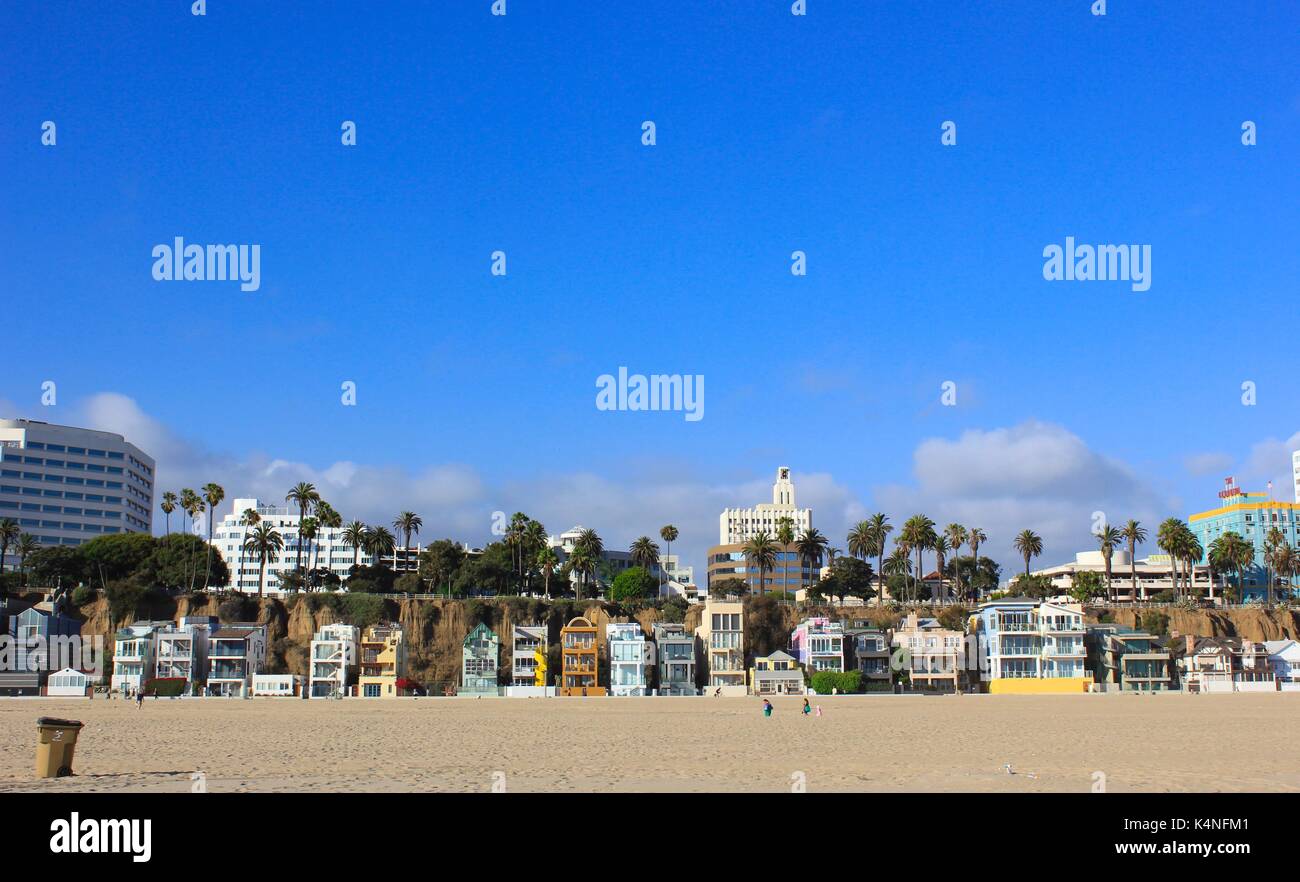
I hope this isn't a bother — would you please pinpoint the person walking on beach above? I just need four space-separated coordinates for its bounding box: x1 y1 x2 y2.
135 690 144 709
762 699 773 717
802 698 812 716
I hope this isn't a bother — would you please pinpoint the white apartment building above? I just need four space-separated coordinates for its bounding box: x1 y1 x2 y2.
214 498 376 594
207 624 267 697
111 622 168 694
154 616 218 688
0 418 155 551
511 624 546 687
607 622 652 696
719 466 812 544
310 623 359 698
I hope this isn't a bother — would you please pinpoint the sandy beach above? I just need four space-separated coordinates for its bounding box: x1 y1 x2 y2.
2 693 1297 793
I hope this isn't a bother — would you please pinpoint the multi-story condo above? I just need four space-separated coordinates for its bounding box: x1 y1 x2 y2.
1171 635 1275 692
652 623 696 695
749 650 804 695
209 624 267 697
607 622 652 696
511 625 546 687
1189 478 1300 602
1 602 82 696
846 624 894 689
790 617 846 674
154 616 219 689
358 624 407 697
1085 625 1172 692
214 498 378 594
110 621 167 695
973 598 1090 693
310 623 358 698
890 613 964 692
560 616 604 696
694 598 745 694
0 418 154 551
461 623 499 696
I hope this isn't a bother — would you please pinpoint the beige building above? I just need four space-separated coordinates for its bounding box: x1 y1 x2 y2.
358 624 407 698
718 467 811 545
892 613 965 692
694 598 746 695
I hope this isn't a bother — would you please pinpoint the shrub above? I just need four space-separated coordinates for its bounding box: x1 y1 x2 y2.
1139 610 1170 636
105 579 147 624
142 677 187 697
339 593 387 630
809 670 863 695
70 585 96 608
218 595 259 623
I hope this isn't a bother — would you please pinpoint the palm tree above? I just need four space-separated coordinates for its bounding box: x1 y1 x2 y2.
235 508 260 594
1273 543 1297 602
630 536 661 574
901 515 937 603
796 528 829 597
16 533 38 587
944 524 967 604
314 501 342 578
574 529 604 598
180 488 204 592
537 546 559 600
1156 518 1185 600
568 546 595 601
883 547 912 601
966 527 987 602
1264 527 1286 607
299 518 319 590
161 491 178 535
340 520 368 574
285 482 320 575
1013 529 1043 581
931 536 951 604
201 482 225 591
364 526 397 561
861 514 893 606
0 518 21 588
1181 533 1204 601
659 524 679 595
521 520 548 591
242 524 285 599
743 532 779 599
1209 532 1253 604
505 512 529 581
1120 520 1146 603
1095 525 1122 602
392 511 423 572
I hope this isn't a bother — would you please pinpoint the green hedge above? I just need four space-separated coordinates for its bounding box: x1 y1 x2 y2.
809 670 863 695
142 677 187 697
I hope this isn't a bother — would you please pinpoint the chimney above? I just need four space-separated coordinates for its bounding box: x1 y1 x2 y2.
907 612 919 630
1185 634 1196 654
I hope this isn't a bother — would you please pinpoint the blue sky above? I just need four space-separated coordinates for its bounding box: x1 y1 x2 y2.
1 1 1297 578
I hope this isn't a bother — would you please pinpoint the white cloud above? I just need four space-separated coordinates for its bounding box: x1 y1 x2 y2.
872 422 1172 580
1241 430 1300 495
1184 452 1235 477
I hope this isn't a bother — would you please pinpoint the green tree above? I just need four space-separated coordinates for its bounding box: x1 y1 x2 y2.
392 511 423 571
0 518 20 597
80 532 157 586
659 524 678 595
285 482 320 575
143 533 230 591
710 576 748 599
1013 529 1043 580
15 533 39 587
201 482 225 591
341 521 368 570
610 566 658 602
1120 519 1147 602
1069 569 1105 603
160 491 178 536
796 528 829 597
419 539 467 597
743 532 778 598
1095 524 1122 602
536 546 559 599
243 523 285 598
965 527 987 602
629 536 661 574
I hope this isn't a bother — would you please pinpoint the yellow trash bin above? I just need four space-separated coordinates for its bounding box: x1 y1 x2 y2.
36 717 84 778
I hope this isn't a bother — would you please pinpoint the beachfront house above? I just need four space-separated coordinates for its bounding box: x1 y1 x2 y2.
1264 639 1300 689
209 624 268 697
110 621 167 696
1 603 83 696
972 598 1090 693
846 623 893 689
461 622 500 696
253 673 304 697
695 598 745 695
310 623 359 698
652 622 696 696
46 668 93 697
749 650 805 695
154 616 218 691
790 617 846 674
560 617 604 696
608 621 652 696
511 625 546 687
892 613 965 692
358 624 407 698
1085 625 1172 692
1170 636 1275 693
